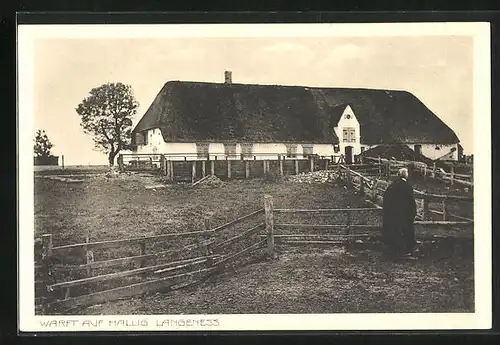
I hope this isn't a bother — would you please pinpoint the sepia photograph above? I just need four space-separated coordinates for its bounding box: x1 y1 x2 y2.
18 21 491 332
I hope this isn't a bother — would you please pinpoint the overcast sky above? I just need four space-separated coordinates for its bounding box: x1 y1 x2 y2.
34 35 473 165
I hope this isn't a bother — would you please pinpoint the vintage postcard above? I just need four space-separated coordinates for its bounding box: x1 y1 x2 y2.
18 21 491 332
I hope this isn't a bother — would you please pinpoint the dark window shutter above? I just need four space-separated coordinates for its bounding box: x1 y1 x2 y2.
241 143 253 158
197 143 209 158
303 144 313 157
224 144 237 157
135 132 144 145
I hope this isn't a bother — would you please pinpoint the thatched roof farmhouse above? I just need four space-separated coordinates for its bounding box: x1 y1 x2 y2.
132 72 461 162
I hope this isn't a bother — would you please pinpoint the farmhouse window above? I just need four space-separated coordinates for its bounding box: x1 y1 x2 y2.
241 143 253 158
342 127 356 143
224 143 237 158
286 144 298 158
135 132 147 145
302 144 314 157
196 143 209 159
135 133 143 145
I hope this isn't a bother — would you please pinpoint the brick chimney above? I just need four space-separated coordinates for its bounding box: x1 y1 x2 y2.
224 71 232 84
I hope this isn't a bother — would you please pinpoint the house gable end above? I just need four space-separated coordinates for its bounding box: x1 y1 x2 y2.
336 104 359 127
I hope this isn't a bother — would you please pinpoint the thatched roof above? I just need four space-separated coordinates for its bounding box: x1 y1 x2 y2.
132 81 460 145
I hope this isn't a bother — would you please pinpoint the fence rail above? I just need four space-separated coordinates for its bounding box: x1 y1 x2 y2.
363 156 473 188
36 206 272 313
266 193 473 247
336 164 473 224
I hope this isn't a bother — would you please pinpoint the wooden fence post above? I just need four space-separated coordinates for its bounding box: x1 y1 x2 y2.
263 160 268 177
442 199 448 221
347 166 352 188
170 161 175 181
294 159 299 175
423 164 427 181
41 233 53 263
359 177 364 196
325 159 329 171
245 161 250 178
264 195 275 258
85 229 94 277
432 162 436 178
162 155 167 175
227 160 232 179
211 160 215 176
62 155 65 170
345 206 351 235
309 156 314 172
139 240 147 268
278 155 283 176
41 234 54 309
203 219 213 268
422 193 429 221
202 160 206 177
191 161 196 183
118 154 124 172
450 165 455 186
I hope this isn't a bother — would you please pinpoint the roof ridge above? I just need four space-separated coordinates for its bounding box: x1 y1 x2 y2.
165 80 411 94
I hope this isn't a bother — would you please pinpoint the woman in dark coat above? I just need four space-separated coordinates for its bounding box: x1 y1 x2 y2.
382 167 417 258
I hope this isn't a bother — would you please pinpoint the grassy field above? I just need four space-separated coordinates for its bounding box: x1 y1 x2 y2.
33 169 474 315
34 165 110 174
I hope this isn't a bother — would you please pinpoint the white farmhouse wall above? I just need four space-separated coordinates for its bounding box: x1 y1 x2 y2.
333 105 362 156
252 143 290 159
204 143 292 160
133 129 336 160
208 143 226 160
133 127 459 162
163 143 197 160
135 128 168 154
312 144 336 157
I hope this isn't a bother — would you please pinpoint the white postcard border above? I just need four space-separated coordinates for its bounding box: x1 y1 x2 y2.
18 21 492 332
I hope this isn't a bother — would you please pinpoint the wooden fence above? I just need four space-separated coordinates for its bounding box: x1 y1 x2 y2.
118 153 344 182
336 164 474 224
258 193 473 249
35 207 277 313
363 157 473 188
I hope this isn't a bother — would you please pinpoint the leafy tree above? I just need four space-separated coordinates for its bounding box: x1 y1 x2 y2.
76 82 139 166
33 130 54 157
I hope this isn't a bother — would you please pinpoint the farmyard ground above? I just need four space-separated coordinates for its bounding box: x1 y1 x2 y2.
33 168 474 315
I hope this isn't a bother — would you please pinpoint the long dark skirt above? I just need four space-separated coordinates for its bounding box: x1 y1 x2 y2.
381 221 416 256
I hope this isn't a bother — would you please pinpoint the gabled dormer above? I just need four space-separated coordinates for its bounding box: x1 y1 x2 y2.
333 104 360 144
